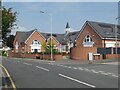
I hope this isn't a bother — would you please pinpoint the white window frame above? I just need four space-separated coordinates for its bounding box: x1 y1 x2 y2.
22 47 25 54
15 42 18 53
83 35 94 47
30 40 41 53
31 39 40 45
61 45 66 52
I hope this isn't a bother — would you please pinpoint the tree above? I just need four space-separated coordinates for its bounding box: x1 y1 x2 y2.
41 41 47 53
6 35 15 49
2 7 17 46
42 40 58 54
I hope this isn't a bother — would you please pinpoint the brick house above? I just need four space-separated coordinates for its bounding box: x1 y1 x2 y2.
13 22 79 55
71 21 120 60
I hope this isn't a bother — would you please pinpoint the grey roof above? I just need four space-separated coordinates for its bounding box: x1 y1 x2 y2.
62 31 80 44
40 31 79 44
16 29 80 45
87 21 120 39
40 32 65 43
16 30 35 43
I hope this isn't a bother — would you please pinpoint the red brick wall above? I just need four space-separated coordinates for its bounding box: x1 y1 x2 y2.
8 51 20 58
76 23 102 47
8 51 62 60
71 47 97 60
106 54 120 60
71 47 120 60
53 55 63 60
26 31 46 53
47 37 59 46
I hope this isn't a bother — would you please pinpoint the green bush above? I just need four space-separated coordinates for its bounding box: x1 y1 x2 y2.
2 51 7 56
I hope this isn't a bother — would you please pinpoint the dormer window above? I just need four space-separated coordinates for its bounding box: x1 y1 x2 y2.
83 35 94 47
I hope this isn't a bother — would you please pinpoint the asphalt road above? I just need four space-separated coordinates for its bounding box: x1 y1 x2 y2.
2 57 119 88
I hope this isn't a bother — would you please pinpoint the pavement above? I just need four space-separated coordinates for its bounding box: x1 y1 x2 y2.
1 57 119 88
6 56 119 65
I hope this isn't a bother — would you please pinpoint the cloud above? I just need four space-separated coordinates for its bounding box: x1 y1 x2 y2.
11 26 29 35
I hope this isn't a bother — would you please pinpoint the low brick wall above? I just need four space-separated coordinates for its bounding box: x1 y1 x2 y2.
70 47 97 60
106 54 120 59
53 54 63 60
8 51 63 60
22 54 37 59
71 47 120 60
8 51 20 58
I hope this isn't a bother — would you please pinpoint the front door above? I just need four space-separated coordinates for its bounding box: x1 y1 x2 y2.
34 49 38 53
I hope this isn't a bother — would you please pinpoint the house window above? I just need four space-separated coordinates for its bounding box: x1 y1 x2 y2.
83 35 94 47
31 40 40 45
22 47 24 54
53 45 58 50
30 40 41 53
15 42 18 53
61 45 66 52
84 35 93 42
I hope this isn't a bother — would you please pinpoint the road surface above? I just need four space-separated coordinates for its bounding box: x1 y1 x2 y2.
2 57 119 88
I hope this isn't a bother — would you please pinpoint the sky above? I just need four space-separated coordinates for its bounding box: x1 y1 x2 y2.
2 0 120 2
2 2 119 35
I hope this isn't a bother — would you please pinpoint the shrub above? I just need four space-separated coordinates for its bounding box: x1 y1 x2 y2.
2 51 7 56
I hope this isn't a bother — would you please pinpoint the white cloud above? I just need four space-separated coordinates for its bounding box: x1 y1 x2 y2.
2 0 120 2
11 26 30 35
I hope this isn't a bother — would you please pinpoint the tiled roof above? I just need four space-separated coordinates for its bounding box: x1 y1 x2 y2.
62 31 80 44
41 32 65 43
87 21 120 39
15 29 79 45
16 30 35 43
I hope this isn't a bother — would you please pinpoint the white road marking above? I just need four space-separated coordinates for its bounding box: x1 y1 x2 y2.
73 67 77 69
68 66 72 68
91 70 99 73
112 75 118 78
49 63 54 65
23 63 32 66
84 68 90 72
106 72 114 75
78 67 84 70
101 72 109 75
36 66 49 72
51 63 117 78
64 66 68 68
59 74 95 88
98 71 105 73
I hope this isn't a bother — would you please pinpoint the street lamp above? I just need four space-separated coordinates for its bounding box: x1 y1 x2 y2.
40 11 53 60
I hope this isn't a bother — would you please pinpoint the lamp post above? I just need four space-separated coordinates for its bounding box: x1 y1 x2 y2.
40 11 53 60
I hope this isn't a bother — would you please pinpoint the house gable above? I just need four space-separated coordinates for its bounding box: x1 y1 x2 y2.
25 30 46 43
76 22 102 47
25 31 46 52
47 36 60 44
47 36 59 47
